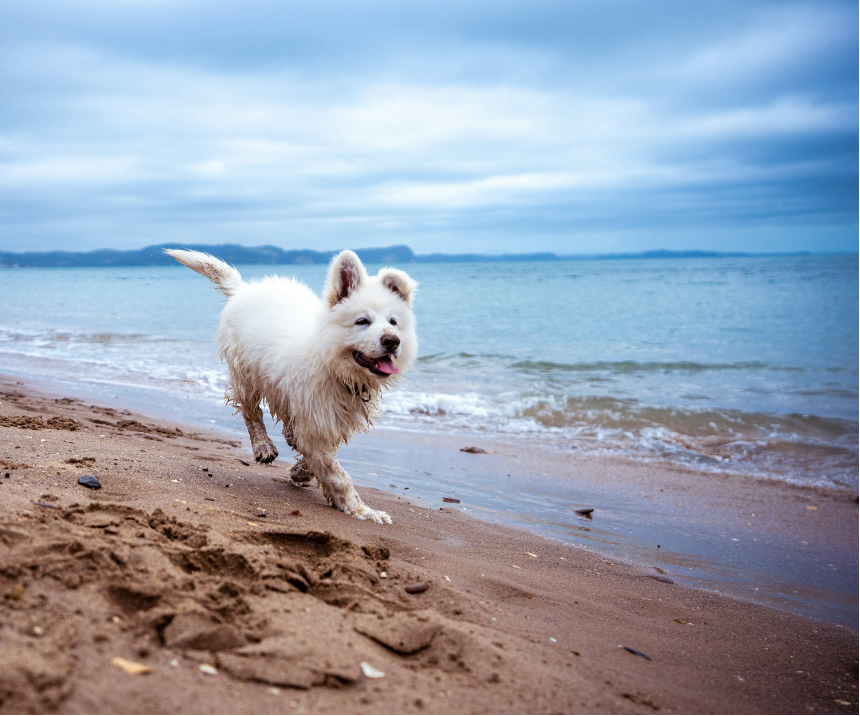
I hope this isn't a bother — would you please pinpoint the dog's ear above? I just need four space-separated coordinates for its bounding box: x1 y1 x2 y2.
325 250 367 307
378 268 417 306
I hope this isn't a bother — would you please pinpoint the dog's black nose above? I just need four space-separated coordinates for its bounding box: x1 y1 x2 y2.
380 334 400 351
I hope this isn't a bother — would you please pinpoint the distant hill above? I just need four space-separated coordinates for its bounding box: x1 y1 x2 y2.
0 243 418 268
0 243 817 268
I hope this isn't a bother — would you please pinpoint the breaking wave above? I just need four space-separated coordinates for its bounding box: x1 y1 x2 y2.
381 390 858 490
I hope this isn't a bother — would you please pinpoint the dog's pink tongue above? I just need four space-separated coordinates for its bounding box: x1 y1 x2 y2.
375 356 400 374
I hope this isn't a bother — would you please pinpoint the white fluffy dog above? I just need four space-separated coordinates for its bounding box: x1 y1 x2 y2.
165 248 418 524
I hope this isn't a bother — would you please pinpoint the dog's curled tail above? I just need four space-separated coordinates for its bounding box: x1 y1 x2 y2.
164 249 243 297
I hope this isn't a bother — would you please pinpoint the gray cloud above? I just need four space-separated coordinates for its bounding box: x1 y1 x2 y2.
0 0 856 253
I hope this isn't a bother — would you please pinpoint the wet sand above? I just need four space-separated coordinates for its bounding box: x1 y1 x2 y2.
0 375 857 714
338 429 859 627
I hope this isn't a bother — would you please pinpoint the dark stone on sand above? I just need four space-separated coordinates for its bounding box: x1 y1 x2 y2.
405 582 430 594
622 646 652 661
78 475 101 490
574 508 594 516
4 472 9 478
442 497 461 504
163 611 245 652
649 575 675 584
238 459 250 466
460 446 488 454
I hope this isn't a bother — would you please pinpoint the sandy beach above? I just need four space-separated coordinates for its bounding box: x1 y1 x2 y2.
0 374 857 714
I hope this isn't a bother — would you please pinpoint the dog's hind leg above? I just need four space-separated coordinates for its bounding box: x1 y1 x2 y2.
283 423 315 486
240 398 278 464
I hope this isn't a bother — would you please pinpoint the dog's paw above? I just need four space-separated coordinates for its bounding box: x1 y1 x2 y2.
357 507 392 525
253 440 278 464
288 460 315 487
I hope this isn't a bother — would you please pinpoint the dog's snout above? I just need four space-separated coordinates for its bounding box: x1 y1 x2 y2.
380 333 400 351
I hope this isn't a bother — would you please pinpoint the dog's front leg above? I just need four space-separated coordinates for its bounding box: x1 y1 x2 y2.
306 450 392 525
241 401 278 464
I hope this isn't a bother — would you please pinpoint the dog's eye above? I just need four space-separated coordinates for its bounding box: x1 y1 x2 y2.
355 317 370 326
389 318 397 326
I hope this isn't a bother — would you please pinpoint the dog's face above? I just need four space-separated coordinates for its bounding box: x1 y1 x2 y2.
320 251 418 385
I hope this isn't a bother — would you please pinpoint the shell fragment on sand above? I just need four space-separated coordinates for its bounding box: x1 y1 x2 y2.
111 657 152 675
360 662 385 678
442 497 460 503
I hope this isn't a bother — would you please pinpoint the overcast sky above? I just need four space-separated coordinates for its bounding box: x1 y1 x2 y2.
0 0 856 254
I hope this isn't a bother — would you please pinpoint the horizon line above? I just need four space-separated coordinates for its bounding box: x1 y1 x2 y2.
0 242 857 269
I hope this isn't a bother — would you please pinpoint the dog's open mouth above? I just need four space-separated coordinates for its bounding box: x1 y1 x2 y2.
353 351 400 376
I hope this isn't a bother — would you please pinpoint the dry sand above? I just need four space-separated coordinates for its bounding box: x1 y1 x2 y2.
0 376 856 714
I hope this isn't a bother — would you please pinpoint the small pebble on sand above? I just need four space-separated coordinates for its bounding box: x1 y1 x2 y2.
621 646 652 661
78 475 101 490
199 664 218 675
405 582 430 594
5 584 24 600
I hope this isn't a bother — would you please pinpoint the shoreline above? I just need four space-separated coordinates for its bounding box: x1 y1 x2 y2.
0 375 857 713
341 429 859 626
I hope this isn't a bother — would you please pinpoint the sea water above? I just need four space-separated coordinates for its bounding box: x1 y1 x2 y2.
0 254 857 490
